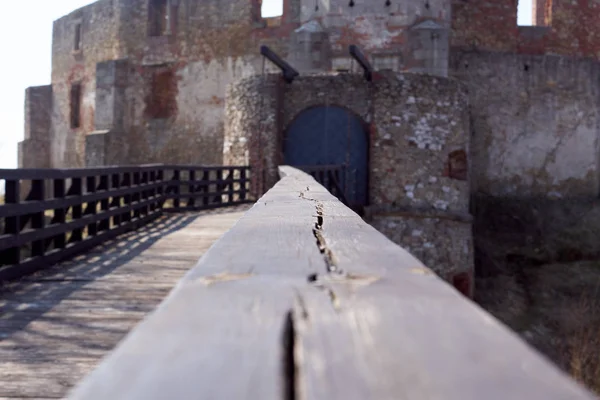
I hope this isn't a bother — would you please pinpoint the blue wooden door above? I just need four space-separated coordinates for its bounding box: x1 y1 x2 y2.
284 106 368 208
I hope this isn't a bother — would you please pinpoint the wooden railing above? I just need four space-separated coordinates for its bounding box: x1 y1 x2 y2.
0 164 251 282
297 164 347 204
67 166 597 400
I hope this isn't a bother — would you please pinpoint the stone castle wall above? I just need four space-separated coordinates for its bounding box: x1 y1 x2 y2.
20 0 455 171
110 0 273 166
17 0 600 298
224 72 473 290
450 51 600 197
19 86 53 169
50 0 122 168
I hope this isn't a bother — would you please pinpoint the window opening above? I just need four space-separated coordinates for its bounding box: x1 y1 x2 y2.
518 0 551 27
149 0 170 36
261 0 283 18
70 83 82 129
74 23 82 51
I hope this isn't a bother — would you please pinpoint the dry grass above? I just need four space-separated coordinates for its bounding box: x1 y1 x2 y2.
564 290 600 393
472 196 600 395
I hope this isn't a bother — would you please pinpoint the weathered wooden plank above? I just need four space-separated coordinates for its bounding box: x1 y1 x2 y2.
70 278 302 400
0 316 135 337
0 207 250 399
66 167 598 400
0 358 98 398
67 176 326 399
296 282 595 400
0 281 177 303
1 294 170 308
0 397 56 400
0 343 113 361
0 307 152 324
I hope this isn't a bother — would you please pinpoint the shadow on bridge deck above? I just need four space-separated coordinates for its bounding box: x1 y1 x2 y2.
0 204 251 399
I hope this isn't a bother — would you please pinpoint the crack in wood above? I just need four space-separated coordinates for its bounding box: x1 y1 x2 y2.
283 311 298 400
312 202 339 274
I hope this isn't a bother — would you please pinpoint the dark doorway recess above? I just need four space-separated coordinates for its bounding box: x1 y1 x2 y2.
283 106 369 213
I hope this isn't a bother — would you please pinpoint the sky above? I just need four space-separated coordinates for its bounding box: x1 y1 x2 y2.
0 0 530 170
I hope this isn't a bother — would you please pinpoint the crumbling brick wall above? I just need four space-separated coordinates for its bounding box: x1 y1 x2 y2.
452 0 600 58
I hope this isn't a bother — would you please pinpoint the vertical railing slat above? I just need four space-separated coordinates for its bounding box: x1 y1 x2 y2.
30 179 46 257
3 180 21 265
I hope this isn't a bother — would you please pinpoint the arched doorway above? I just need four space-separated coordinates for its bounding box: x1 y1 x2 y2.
283 106 369 211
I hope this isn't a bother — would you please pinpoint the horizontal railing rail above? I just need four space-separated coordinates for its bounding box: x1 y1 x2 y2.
0 164 251 282
67 166 597 400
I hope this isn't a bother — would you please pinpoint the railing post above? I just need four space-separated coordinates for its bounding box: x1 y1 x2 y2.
52 178 67 250
188 169 196 209
85 176 98 237
140 170 149 218
30 179 46 257
157 169 165 209
173 169 181 210
240 168 247 201
68 177 83 243
215 169 223 205
98 175 110 232
227 167 234 204
133 171 141 220
201 169 209 207
149 170 157 213
111 173 122 227
121 172 132 223
3 180 21 265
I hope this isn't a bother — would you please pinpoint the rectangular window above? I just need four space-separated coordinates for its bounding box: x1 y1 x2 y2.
147 69 176 119
148 0 169 37
261 0 283 18
260 0 283 26
70 83 82 129
518 0 551 26
74 23 82 51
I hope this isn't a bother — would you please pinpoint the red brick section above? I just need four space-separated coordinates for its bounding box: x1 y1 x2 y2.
451 0 519 52
540 0 600 58
452 0 600 59
144 67 179 119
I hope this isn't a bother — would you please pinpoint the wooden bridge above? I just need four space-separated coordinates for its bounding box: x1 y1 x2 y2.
0 165 597 399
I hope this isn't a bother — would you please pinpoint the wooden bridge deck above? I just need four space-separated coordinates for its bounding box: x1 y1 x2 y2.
0 205 250 399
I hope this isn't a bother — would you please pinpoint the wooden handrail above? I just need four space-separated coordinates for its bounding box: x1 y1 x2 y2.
0 165 252 282
67 166 598 400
